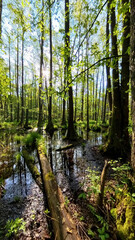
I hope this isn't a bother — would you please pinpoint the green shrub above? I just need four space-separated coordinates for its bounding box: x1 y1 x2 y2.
5 218 26 238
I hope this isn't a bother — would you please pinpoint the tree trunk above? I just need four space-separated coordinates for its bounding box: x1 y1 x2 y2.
38 0 44 128
81 80 84 121
106 1 112 114
0 0 2 39
121 0 130 156
95 72 98 121
16 34 19 122
65 0 77 140
20 30 24 125
106 2 122 156
131 0 135 169
22 149 43 190
9 36 13 122
86 37 89 132
62 65 66 126
46 0 54 135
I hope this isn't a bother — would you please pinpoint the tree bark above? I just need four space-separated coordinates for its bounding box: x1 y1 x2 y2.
65 0 77 140
106 1 112 114
121 0 130 156
106 2 122 156
46 0 54 135
131 0 135 169
62 65 66 126
38 0 44 128
9 36 13 122
20 30 24 125
16 34 19 122
0 0 2 39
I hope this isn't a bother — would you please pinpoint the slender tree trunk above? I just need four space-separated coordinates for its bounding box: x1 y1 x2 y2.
16 34 19 122
95 72 98 121
38 0 44 128
80 48 84 122
46 0 54 135
74 26 81 123
92 76 95 120
98 80 101 121
9 36 13 122
62 65 66 126
121 0 130 156
0 0 2 39
106 1 112 114
48 2 52 123
65 0 77 139
102 67 106 123
20 30 24 125
131 0 135 169
81 80 84 121
86 37 89 132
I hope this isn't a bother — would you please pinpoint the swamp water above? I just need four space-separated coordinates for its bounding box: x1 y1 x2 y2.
0 129 103 239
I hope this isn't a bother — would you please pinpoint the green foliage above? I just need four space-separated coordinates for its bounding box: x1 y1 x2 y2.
15 152 21 162
98 227 109 240
109 161 132 193
0 58 10 102
44 209 50 215
88 204 109 240
86 168 100 196
23 132 41 148
64 197 70 207
5 218 26 238
78 192 86 199
14 135 24 143
88 228 95 237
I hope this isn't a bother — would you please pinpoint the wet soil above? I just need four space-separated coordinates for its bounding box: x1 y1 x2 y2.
0 184 50 240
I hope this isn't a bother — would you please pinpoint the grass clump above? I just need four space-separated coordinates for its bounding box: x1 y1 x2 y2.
23 132 41 148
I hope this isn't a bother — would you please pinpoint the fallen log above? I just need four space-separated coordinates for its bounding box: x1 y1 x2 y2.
55 144 74 151
37 146 81 240
22 149 43 190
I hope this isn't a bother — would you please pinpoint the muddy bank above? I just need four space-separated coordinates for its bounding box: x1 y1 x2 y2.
0 183 50 240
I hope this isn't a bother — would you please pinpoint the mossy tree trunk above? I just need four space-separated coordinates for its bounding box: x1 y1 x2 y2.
131 0 135 169
121 0 130 157
37 146 81 240
106 2 122 156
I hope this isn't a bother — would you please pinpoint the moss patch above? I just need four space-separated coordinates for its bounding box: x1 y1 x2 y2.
45 172 55 181
116 194 135 240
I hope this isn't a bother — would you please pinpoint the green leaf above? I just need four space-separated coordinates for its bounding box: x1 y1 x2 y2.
88 229 95 237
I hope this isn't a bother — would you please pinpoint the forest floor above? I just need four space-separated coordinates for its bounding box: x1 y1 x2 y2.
0 129 116 240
